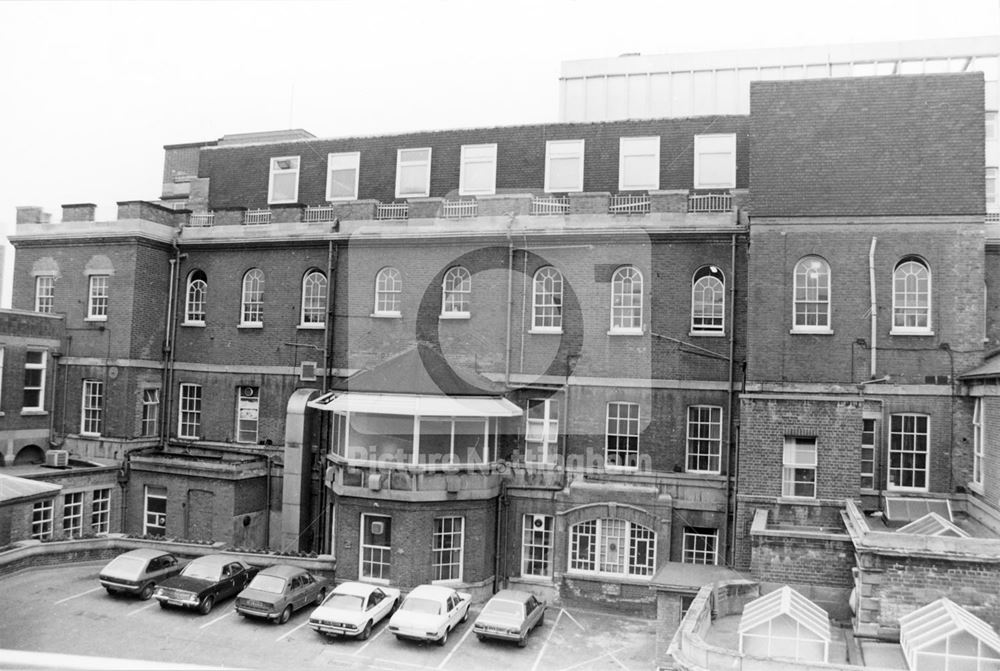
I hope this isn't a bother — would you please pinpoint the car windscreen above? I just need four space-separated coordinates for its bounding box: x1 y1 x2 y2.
180 561 222 581
400 597 440 615
322 593 363 610
103 555 148 580
482 599 523 617
246 574 287 594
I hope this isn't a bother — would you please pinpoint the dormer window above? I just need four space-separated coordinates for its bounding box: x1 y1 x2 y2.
268 156 300 204
693 134 736 189
395 148 432 198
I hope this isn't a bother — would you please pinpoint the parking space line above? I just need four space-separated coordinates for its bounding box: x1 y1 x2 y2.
560 607 585 631
198 608 235 629
606 647 630 670
126 602 158 617
557 645 628 671
436 619 475 669
530 608 564 671
276 620 310 642
53 587 102 605
352 622 388 656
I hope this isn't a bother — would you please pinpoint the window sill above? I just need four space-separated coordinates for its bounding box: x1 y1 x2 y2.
513 574 554 584
564 571 652 584
20 409 48 416
689 330 725 338
604 464 639 473
298 322 326 330
326 196 357 203
889 329 934 337
789 328 833 335
80 432 102 438
528 328 562 335
371 312 402 319
686 468 722 476
181 321 205 328
607 328 643 336
439 312 471 320
84 316 108 323
778 496 820 504
968 482 985 495
886 486 930 493
238 323 263 329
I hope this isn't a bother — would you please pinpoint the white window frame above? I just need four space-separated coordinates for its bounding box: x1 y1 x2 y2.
693 133 736 189
782 436 817 499
544 139 585 193
144 486 167 536
892 258 932 335
610 266 643 334
888 413 930 491
792 256 831 333
987 111 998 141
236 386 259 444
605 401 640 470
525 398 560 465
531 267 563 333
618 136 660 191
432 516 464 583
178 383 202 440
441 266 471 319
988 167 998 211
91 488 111 534
81 379 103 437
141 388 160 437
973 398 984 492
373 267 402 317
360 513 392 583
268 155 300 204
686 405 723 474
394 147 432 198
87 274 109 321
691 266 725 335
682 527 719 565
0 348 4 409
521 514 553 577
568 518 656 578
184 271 207 325
300 270 327 327
240 268 264 327
35 275 55 314
326 151 360 201
23 349 46 412
31 500 53 540
62 491 84 539
861 416 878 490
459 143 497 196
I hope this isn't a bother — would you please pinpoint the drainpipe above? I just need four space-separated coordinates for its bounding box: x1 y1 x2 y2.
504 214 515 387
161 238 185 447
869 237 878 378
322 238 336 393
723 233 737 566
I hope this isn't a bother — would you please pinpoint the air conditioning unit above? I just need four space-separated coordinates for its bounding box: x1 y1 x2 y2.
45 450 69 468
370 520 385 536
367 473 382 491
445 475 462 493
300 361 317 382
530 514 548 530
241 386 257 398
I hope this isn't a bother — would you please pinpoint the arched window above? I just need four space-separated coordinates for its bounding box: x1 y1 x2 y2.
441 266 471 317
240 269 264 326
184 270 207 324
610 266 643 333
793 256 831 331
374 267 402 316
691 266 725 334
532 267 563 332
893 257 931 333
568 518 656 577
300 270 327 327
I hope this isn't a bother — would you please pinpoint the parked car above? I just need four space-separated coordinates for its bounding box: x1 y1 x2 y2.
234 565 328 624
99 549 185 600
387 584 472 645
473 589 546 647
153 554 258 614
309 581 401 640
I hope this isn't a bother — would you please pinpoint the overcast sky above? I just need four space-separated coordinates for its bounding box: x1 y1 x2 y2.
1 0 998 305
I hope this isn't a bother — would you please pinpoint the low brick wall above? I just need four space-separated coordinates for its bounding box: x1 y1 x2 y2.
750 509 854 589
560 575 656 617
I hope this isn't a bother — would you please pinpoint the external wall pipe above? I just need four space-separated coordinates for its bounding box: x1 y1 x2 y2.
723 233 737 566
869 237 878 378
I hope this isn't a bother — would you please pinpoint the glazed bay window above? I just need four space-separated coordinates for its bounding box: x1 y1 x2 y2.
360 514 392 581
35 275 54 313
91 488 111 534
618 136 660 191
610 266 643 334
81 379 103 436
23 350 46 411
525 398 559 465
419 417 490 466
686 405 722 473
32 500 53 540
782 436 817 498
178 383 202 439
682 527 718 565
888 414 929 491
63 491 84 539
236 386 260 444
300 270 328 327
326 151 360 201
973 399 984 490
544 139 585 193
144 486 167 536
268 156 300 204
693 133 736 189
141 389 160 437
432 517 464 582
605 402 640 469
332 411 496 466
459 143 497 196
522 514 553 577
87 274 109 320
395 147 432 198
568 518 656 577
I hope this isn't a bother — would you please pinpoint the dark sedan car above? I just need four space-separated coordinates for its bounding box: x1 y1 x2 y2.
99 549 185 600
153 554 258 615
235 565 328 624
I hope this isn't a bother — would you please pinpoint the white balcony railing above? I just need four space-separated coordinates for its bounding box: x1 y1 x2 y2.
442 200 478 218
376 203 408 220
688 193 733 213
304 206 338 223
244 208 272 225
609 194 651 215
188 213 215 227
531 196 570 215
987 212 1000 223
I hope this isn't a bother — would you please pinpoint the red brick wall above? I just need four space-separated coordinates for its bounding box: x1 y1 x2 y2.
750 532 854 588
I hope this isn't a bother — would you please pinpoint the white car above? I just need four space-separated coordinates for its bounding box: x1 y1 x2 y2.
388 584 472 646
308 582 401 640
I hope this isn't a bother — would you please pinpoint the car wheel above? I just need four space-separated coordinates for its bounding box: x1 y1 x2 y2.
158 600 169 609
476 633 485 642
389 598 399 614
517 636 527 648
105 587 116 596
198 595 215 615
277 605 292 625
359 620 373 640
437 627 449 646
460 607 469 624
139 583 155 601
538 611 545 626
314 588 326 606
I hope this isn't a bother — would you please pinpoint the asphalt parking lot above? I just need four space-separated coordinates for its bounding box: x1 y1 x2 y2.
0 562 657 670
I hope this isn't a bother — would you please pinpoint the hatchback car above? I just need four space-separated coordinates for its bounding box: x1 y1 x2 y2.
473 589 546 647
388 584 471 645
99 549 185 600
309 581 401 640
153 554 258 614
235 565 328 624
